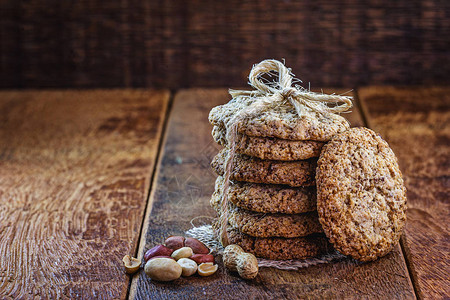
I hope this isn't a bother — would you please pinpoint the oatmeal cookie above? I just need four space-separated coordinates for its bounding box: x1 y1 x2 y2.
212 125 324 161
211 193 322 238
208 96 350 142
225 227 331 260
316 127 407 262
211 149 317 187
213 176 316 214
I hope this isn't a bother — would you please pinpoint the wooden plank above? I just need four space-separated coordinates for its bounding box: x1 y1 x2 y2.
1 1 450 89
0 90 169 299
130 88 416 299
358 86 450 300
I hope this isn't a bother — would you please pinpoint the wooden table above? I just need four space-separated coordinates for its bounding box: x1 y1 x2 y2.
0 87 448 299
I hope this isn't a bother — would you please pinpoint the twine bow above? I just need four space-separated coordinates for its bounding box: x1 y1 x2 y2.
229 59 352 116
218 59 352 246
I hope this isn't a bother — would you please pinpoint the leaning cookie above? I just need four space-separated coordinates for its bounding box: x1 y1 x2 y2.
211 194 322 238
211 149 317 187
214 176 317 214
212 126 325 161
208 96 350 142
225 227 332 260
316 127 407 262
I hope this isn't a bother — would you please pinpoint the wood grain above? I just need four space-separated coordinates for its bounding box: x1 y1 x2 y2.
1 1 449 89
0 90 169 299
129 88 416 299
358 86 450 300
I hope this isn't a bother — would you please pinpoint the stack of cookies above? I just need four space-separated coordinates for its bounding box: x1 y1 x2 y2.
208 96 351 260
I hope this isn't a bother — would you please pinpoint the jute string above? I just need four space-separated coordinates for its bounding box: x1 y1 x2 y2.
218 59 353 246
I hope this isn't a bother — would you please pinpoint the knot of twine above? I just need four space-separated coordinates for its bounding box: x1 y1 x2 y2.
229 59 353 116
218 59 352 246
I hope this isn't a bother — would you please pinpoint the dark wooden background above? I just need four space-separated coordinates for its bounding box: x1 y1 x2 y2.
1 0 449 89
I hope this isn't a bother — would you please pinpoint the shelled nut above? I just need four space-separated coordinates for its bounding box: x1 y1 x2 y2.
185 238 209 254
164 236 185 250
190 254 215 264
122 255 141 274
177 258 198 277
144 245 174 262
171 247 193 260
197 262 218 277
144 257 182 282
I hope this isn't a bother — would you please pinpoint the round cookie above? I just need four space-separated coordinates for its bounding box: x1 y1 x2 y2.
211 193 322 238
316 127 407 262
211 149 317 187
225 227 331 260
212 125 325 161
208 96 350 142
214 176 317 214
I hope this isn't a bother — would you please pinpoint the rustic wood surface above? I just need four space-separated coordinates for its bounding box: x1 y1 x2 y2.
358 86 450 300
129 89 416 299
0 90 169 299
1 1 449 89
2 87 446 299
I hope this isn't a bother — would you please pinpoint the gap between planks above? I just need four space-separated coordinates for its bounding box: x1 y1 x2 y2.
126 92 175 299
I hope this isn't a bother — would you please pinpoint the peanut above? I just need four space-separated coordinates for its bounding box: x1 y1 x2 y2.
223 244 243 272
148 255 174 260
164 236 185 250
171 247 193 260
144 245 174 262
144 257 182 281
185 238 209 254
197 262 218 277
237 253 258 279
177 258 198 277
122 255 141 274
223 244 258 280
190 254 215 264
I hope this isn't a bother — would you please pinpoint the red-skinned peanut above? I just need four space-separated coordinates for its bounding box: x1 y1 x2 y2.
185 238 209 254
164 236 185 250
190 254 215 264
144 245 174 262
